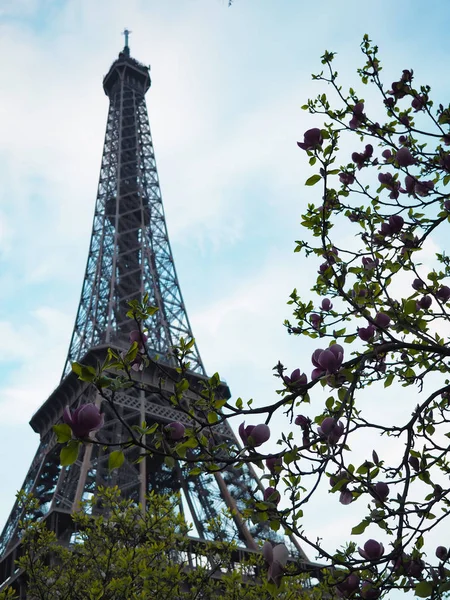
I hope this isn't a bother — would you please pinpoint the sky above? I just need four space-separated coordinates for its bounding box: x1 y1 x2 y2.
1 0 450 592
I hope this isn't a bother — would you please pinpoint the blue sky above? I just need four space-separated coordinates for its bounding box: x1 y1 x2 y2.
1 0 450 584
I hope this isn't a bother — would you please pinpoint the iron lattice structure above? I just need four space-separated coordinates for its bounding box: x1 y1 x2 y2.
0 40 313 595
64 45 204 376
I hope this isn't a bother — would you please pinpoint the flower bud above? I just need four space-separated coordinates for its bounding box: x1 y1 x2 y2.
266 455 282 474
436 285 450 303
295 415 309 428
396 147 415 167
419 295 432 309
388 214 404 233
358 539 384 560
129 329 148 348
361 582 381 599
264 487 281 505
321 298 333 311
166 421 185 440
239 422 270 447
375 312 390 328
63 404 104 438
358 325 375 342
373 482 389 502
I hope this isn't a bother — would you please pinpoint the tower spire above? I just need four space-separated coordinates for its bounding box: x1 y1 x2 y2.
122 28 131 56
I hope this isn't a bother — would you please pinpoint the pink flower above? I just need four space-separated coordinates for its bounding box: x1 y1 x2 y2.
264 487 281 505
262 542 289 586
418 295 432 309
63 404 104 438
340 489 353 505
339 172 355 186
297 128 323 151
283 369 307 387
361 582 381 599
129 329 148 348
372 482 389 502
318 417 344 444
352 144 373 169
337 574 360 596
358 539 385 560
436 286 450 303
388 214 404 233
239 422 270 447
321 298 333 311
318 345 344 374
165 421 185 440
349 102 365 129
395 147 415 167
375 312 390 328
411 94 427 111
265 455 282 473
358 325 375 342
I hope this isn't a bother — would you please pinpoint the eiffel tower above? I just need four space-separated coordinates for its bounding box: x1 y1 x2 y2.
0 32 311 594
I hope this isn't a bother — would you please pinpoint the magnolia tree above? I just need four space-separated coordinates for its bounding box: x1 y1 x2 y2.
50 37 450 598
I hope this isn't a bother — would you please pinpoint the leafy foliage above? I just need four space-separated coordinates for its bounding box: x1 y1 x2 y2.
2 489 310 599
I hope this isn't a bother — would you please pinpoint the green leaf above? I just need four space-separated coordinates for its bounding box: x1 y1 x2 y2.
415 581 433 598
53 423 72 443
305 174 321 186
60 441 80 466
108 450 125 470
351 519 369 535
164 456 175 468
404 299 417 315
207 412 218 424
384 374 394 388
71 362 96 382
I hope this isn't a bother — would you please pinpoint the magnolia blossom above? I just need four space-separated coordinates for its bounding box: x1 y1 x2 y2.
263 487 281 505
165 421 185 440
374 312 390 328
239 422 270 447
361 582 381 599
358 539 385 560
395 147 415 167
129 329 148 348
63 404 104 438
318 417 344 444
297 128 323 151
372 482 389 502
265 455 282 473
321 298 333 311
262 542 289 586
337 574 360 596
436 285 450 303
358 324 375 342
311 345 344 379
349 102 365 129
283 368 307 387
352 144 373 169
